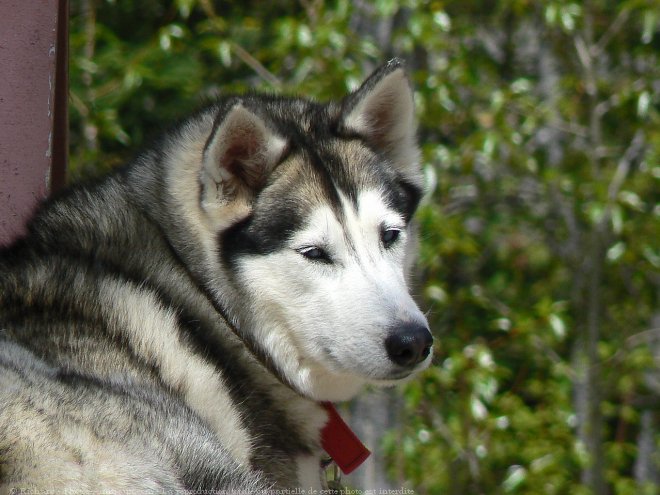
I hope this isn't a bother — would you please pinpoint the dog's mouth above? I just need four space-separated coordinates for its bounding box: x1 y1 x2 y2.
382 370 415 381
318 342 432 383
381 355 434 381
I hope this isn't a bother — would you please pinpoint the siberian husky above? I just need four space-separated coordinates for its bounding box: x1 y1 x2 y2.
0 59 433 492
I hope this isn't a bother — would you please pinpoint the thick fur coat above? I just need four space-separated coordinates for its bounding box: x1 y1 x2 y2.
0 60 432 492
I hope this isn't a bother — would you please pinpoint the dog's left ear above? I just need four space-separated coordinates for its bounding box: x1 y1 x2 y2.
201 102 288 219
339 59 421 186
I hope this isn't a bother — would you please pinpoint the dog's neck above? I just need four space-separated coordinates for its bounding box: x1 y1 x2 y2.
209 292 371 477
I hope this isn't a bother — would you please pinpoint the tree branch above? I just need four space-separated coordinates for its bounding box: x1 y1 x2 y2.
198 0 282 88
607 130 646 203
593 8 630 57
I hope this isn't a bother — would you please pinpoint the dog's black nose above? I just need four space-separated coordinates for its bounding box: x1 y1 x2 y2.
385 323 433 367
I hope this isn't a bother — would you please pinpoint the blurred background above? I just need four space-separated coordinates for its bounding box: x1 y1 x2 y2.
68 1 659 493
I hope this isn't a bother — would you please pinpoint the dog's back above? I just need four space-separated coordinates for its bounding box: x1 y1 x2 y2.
0 177 271 491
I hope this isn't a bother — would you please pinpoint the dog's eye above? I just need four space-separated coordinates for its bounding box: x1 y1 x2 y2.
381 228 401 248
297 246 332 263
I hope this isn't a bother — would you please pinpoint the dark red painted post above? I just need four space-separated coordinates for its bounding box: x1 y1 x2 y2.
0 0 68 245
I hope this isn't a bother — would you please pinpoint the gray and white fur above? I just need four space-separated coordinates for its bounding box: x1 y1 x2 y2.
0 59 433 492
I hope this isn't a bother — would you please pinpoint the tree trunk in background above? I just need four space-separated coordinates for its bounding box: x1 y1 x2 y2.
571 5 610 491
346 388 399 489
574 237 607 495
634 312 660 489
635 411 659 488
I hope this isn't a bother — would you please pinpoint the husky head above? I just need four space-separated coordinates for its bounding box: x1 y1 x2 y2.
167 60 432 401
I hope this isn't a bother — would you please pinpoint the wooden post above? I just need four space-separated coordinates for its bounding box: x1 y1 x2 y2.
0 0 68 245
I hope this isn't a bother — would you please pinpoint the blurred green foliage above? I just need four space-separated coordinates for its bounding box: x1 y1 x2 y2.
69 1 660 493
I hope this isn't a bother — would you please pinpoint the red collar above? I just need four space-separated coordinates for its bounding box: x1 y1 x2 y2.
320 402 371 475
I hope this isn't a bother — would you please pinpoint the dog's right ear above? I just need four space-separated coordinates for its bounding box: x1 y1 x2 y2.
338 59 421 187
200 102 287 215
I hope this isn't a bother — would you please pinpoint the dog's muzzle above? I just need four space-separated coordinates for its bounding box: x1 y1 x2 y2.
385 322 433 368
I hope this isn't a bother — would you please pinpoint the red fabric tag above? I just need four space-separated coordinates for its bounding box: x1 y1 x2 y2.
320 402 371 475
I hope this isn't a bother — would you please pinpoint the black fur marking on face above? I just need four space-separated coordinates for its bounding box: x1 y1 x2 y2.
220 193 304 266
390 178 423 223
